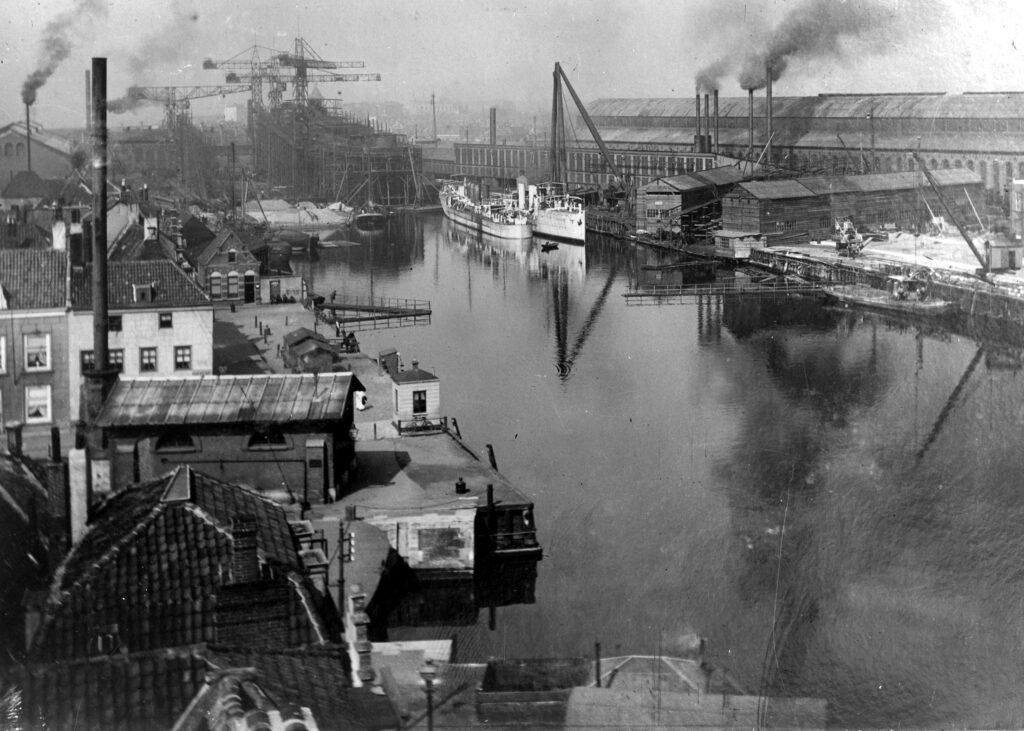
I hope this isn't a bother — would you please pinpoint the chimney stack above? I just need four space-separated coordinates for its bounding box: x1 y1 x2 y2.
489 107 497 146
230 515 260 584
713 89 720 155
703 93 710 155
748 89 754 158
80 58 118 448
695 92 702 151
25 105 32 174
766 63 773 166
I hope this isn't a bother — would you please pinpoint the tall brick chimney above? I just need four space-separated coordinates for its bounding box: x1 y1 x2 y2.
230 515 260 584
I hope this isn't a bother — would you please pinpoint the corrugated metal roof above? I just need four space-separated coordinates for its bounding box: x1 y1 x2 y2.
590 93 1024 120
798 175 866 195
96 373 359 427
737 180 815 200
694 166 748 185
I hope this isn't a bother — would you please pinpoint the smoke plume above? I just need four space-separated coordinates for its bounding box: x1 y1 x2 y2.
107 88 152 115
737 0 904 90
21 0 106 106
695 59 732 94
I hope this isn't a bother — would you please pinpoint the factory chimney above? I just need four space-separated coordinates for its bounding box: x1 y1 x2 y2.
25 105 32 174
703 93 710 155
489 107 496 146
81 57 118 436
713 89 720 155
748 89 754 159
695 92 702 152
765 63 773 166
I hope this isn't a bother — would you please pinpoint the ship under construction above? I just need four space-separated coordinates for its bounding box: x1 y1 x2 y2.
199 38 429 207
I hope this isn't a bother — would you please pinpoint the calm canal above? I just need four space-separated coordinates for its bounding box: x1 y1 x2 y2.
298 214 1024 728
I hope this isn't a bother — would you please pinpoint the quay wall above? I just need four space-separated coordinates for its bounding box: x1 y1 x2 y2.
749 247 1024 323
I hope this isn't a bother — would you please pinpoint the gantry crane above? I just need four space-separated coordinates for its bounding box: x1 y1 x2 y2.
204 37 380 109
117 84 249 133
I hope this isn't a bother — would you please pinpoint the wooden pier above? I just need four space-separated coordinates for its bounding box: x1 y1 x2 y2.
624 278 821 305
309 294 432 331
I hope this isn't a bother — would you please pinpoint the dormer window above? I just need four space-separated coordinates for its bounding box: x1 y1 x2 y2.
132 283 155 303
227 248 237 263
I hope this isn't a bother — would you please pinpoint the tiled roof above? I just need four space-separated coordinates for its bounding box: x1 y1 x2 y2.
18 647 210 731
197 229 259 268
70 259 209 309
18 644 395 731
0 249 67 309
205 646 398 729
30 467 326 661
95 373 363 427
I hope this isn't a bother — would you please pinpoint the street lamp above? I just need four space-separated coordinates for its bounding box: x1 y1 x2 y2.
419 658 437 731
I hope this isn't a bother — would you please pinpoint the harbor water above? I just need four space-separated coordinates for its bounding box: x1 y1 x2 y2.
299 215 1024 728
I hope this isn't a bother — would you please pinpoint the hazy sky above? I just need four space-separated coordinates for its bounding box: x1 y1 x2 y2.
4 0 1023 128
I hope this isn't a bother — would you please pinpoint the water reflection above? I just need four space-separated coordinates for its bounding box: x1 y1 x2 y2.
295 217 1024 727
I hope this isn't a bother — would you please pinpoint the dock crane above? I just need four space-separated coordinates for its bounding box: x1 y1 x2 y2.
551 62 630 211
204 38 380 109
112 84 249 132
911 149 991 279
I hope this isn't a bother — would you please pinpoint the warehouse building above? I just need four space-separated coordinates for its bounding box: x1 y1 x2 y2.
720 168 986 245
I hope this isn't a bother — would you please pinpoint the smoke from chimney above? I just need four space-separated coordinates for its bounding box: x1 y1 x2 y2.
107 88 152 115
21 0 106 107
737 0 908 90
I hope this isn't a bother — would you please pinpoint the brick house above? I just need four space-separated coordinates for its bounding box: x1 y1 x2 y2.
67 259 213 421
0 250 70 456
195 229 261 303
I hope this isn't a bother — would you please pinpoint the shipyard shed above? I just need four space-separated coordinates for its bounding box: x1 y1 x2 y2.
721 169 987 243
722 179 823 244
95 373 365 504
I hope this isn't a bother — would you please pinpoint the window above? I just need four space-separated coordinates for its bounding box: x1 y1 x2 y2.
0 335 5 374
209 272 222 299
412 390 427 415
140 347 157 371
24 333 51 372
154 431 198 453
227 248 237 263
24 385 51 423
108 315 122 332
159 312 173 328
174 345 192 370
81 350 95 371
227 272 239 298
110 349 124 372
246 431 290 450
